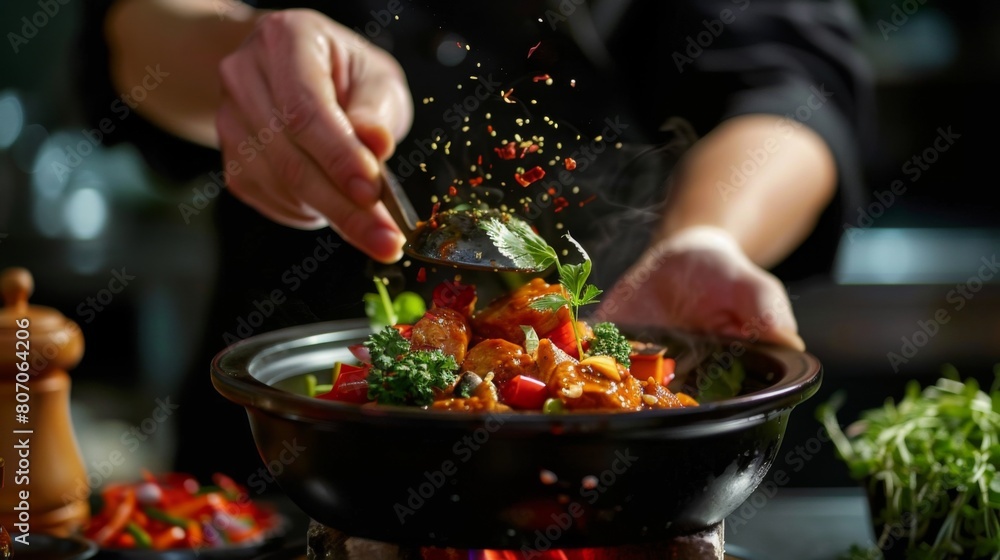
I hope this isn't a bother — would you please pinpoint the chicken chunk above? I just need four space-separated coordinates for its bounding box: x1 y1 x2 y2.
410 307 471 363
461 338 537 388
548 360 644 411
471 278 571 344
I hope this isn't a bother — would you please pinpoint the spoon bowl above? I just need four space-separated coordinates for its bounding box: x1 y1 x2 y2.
379 170 536 273
404 207 536 272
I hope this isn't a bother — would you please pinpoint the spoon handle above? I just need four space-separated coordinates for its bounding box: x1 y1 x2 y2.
379 168 420 237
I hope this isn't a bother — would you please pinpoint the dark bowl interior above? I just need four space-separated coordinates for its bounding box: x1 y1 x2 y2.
211 319 821 549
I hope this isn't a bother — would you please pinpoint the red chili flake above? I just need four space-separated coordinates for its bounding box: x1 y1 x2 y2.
547 187 558 196
553 196 569 212
468 177 484 186
514 166 546 187
518 143 540 159
578 194 597 207
527 41 541 58
416 267 427 283
448 185 458 197
431 279 477 315
532 73 551 83
487 125 494 134
494 141 517 160
477 155 483 165
564 157 577 171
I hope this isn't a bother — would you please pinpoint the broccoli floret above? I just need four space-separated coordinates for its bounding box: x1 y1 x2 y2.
588 322 631 368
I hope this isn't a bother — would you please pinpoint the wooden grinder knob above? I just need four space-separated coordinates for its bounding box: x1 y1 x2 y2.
1 268 32 316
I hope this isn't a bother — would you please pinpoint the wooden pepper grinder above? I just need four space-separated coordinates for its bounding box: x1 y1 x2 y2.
0 267 89 539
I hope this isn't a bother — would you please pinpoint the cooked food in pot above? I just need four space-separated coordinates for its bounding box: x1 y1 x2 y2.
313 277 694 413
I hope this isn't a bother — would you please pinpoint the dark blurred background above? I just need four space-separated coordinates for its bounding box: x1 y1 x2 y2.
1 0 998 511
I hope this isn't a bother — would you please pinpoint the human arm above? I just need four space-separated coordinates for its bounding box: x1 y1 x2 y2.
100 0 413 262
596 0 872 350
597 115 837 350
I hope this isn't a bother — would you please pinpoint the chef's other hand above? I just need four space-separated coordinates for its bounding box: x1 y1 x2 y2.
216 9 413 263
595 226 805 351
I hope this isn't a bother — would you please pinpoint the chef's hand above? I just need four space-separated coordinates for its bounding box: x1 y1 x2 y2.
216 9 413 263
595 226 805 351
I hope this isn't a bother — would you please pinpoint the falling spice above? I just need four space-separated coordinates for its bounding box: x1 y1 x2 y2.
532 73 551 82
518 143 540 158
527 41 541 58
494 142 518 160
563 157 577 171
468 177 484 186
553 196 570 212
579 194 597 207
448 185 458 197
416 267 427 283
502 88 516 103
514 166 546 187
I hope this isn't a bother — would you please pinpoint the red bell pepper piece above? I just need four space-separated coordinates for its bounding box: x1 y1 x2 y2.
501 375 549 410
431 279 477 316
317 364 371 404
544 321 580 360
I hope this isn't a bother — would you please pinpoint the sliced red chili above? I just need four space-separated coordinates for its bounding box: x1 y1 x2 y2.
563 157 577 170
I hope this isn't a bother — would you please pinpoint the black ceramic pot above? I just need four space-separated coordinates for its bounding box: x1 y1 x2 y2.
211 319 821 550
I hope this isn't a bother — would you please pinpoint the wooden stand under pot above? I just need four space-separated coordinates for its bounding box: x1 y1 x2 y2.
0 267 89 538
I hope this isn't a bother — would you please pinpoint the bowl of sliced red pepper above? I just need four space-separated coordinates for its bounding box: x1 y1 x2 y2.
81 471 286 559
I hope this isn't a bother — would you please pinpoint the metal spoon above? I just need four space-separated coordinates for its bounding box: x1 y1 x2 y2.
378 170 537 272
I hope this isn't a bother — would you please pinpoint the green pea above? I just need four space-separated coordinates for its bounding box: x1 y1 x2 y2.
543 398 565 414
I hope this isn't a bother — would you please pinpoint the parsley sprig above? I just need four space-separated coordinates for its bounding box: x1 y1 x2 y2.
364 327 458 406
481 218 601 358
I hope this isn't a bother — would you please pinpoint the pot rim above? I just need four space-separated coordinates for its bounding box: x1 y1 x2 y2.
211 318 822 432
